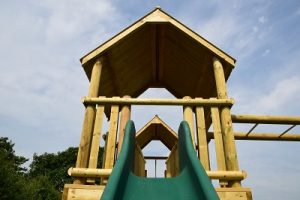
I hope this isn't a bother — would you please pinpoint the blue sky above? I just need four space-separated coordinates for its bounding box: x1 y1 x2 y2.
1 0 300 199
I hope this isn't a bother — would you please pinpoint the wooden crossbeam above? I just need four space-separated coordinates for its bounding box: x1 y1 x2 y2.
232 115 300 125
207 132 300 141
83 97 234 107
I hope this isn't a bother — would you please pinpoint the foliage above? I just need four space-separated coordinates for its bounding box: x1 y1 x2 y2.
29 147 104 191
0 137 28 173
0 137 28 199
0 137 103 199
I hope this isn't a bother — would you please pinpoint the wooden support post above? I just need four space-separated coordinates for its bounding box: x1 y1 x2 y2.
86 105 105 184
195 101 210 170
103 103 119 169
75 58 103 184
211 105 227 186
117 96 131 157
213 57 240 187
183 96 196 148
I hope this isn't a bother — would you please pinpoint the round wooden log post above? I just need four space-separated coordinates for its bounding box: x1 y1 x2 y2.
86 104 105 184
75 58 103 184
183 96 196 149
210 104 227 187
213 57 241 187
103 101 120 169
195 100 210 170
117 95 131 156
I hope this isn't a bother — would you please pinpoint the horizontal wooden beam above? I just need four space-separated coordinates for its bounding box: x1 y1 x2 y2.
231 114 300 125
206 170 247 181
68 168 112 178
83 97 234 107
68 167 245 181
208 132 300 141
144 156 168 160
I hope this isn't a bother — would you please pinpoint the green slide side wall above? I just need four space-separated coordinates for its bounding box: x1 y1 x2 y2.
101 120 219 200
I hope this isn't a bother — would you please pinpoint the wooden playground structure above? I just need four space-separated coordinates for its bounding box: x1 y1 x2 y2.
62 7 300 200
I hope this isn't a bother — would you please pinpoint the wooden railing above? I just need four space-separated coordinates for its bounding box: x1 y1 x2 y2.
72 96 239 186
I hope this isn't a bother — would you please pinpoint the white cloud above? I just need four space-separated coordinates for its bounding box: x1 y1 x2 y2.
36 0 118 44
257 76 300 113
259 15 267 24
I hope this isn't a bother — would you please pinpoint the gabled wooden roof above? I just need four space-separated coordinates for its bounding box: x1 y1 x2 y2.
80 7 235 99
135 115 178 150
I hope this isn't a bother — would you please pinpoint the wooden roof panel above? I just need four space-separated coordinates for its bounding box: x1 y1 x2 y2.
80 8 236 108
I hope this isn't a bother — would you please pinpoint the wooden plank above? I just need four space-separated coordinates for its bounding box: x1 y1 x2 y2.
117 96 131 156
216 187 252 200
183 96 195 148
213 57 240 188
134 145 146 177
63 184 105 200
195 103 210 170
166 143 179 177
83 96 234 106
65 185 104 200
231 115 300 125
103 104 119 169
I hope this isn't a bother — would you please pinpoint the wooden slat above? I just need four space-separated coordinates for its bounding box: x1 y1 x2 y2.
63 184 105 200
195 103 210 170
103 104 119 169
134 145 146 177
165 143 179 177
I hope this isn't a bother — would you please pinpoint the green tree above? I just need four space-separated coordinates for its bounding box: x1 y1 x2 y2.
0 137 104 199
0 137 28 200
0 137 28 173
29 147 104 192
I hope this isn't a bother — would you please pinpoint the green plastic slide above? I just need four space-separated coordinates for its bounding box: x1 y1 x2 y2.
101 121 219 200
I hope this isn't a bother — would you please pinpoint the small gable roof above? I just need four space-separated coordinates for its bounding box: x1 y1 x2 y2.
135 115 178 150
